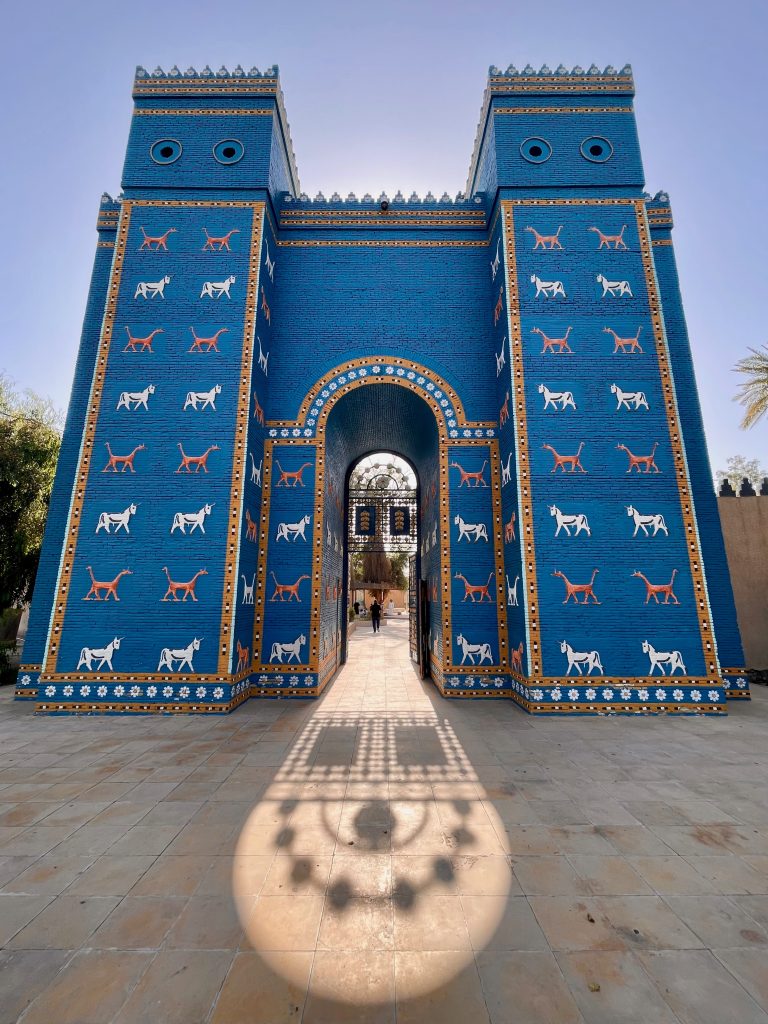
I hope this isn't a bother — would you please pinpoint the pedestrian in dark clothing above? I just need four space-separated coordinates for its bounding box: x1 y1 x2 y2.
370 599 381 633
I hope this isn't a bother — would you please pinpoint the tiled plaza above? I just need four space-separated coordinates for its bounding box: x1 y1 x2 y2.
1 619 768 1023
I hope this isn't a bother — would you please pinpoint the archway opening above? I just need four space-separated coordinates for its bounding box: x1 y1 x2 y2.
321 383 441 685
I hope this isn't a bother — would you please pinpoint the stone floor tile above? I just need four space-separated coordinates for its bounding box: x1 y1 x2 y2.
0 855 37 887
448 853 519 895
129 853 217 896
556 950 680 1023
7 894 120 948
47 824 129 858
663 894 768 948
476 950 585 1024
210 950 312 1023
392 893 469 951
567 855 654 895
328 854 389 899
87 802 154 827
0 801 61 827
64 854 156 895
0 948 71 1024
684 854 768 894
107 824 184 856
628 855 718 894
0 825 76 857
594 826 673 856
304 950 395 1023
319 896 394 951
90 895 188 948
240 895 324 951
513 856 591 895
528 896 626 952
463 894 549 951
714 948 768 1012
0 893 55 944
32 800 111 829
2 853 94 894
19 949 152 1024
637 949 768 1024
595 894 703 950
394 952 490 1024
113 949 234 1024
165 894 244 949
731 895 768 930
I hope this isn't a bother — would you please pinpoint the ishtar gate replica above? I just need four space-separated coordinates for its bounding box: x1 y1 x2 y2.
16 62 749 715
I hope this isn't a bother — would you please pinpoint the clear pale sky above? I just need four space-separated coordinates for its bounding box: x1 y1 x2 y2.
2 0 766 476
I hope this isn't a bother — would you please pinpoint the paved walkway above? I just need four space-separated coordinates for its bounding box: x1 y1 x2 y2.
1 620 768 1023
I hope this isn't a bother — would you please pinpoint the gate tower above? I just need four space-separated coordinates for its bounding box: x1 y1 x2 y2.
16 62 748 714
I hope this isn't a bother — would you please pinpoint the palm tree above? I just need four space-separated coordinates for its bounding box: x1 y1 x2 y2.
734 345 768 428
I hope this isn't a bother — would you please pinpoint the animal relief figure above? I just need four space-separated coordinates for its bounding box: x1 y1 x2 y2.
549 505 591 537
454 515 488 543
252 392 265 425
538 384 576 411
171 503 214 534
176 444 219 473
275 461 312 487
270 634 307 663
189 327 228 353
490 239 501 280
506 574 520 607
83 567 132 601
455 572 495 603
157 637 201 673
626 505 668 537
501 452 513 486
103 443 145 473
139 226 176 251
77 636 123 672
249 453 262 486
531 275 566 299
124 327 162 352
96 504 138 534
511 640 524 674
134 276 171 299
493 287 504 325
597 274 633 298
561 640 604 676
245 509 258 542
525 225 563 250
542 443 587 474
616 443 659 473
257 337 269 376
532 326 573 355
642 640 686 675
588 225 627 250
236 639 250 673
611 384 649 411
455 634 493 665
241 574 255 605
495 338 506 377
504 511 516 542
260 286 271 324
553 569 600 605
200 276 236 300
116 385 155 412
275 514 312 542
183 385 221 411
450 460 488 488
604 326 643 354
631 569 679 604
264 241 276 281
270 573 310 602
161 567 208 602
202 228 239 251
499 390 510 426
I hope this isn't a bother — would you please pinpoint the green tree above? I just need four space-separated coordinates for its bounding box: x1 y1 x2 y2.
715 455 766 492
389 551 408 591
734 345 768 429
0 375 62 610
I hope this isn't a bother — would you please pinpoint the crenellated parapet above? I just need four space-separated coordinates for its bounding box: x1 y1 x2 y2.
487 63 634 93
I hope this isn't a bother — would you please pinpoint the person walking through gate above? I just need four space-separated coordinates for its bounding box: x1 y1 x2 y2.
370 598 381 633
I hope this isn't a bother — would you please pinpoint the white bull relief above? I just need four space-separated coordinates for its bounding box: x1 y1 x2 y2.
455 634 493 665
642 640 686 676
560 640 604 676
171 503 214 534
626 505 668 537
275 514 311 542
95 504 138 534
76 636 123 672
270 634 307 663
158 637 202 673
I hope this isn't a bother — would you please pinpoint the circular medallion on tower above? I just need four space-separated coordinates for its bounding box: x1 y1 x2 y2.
213 139 245 164
520 137 552 164
149 139 182 164
580 135 614 162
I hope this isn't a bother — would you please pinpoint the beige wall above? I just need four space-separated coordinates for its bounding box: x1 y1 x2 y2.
719 496 768 669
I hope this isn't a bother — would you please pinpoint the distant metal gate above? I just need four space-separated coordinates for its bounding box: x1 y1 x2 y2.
409 555 418 664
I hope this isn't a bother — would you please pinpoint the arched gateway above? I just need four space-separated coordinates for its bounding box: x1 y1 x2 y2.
16 62 747 714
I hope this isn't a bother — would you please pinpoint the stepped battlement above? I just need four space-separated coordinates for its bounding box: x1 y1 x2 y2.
134 64 279 81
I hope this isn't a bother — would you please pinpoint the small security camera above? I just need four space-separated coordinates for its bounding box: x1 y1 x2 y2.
380 200 389 211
